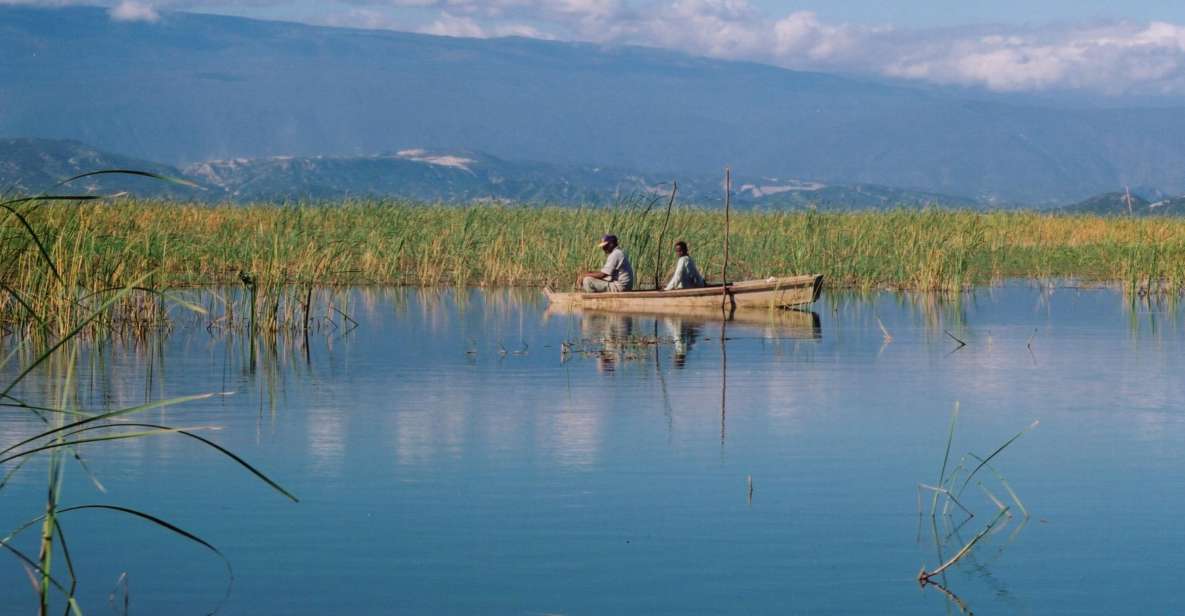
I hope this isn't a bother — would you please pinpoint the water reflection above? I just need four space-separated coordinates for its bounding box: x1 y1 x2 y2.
662 317 702 368
4 285 1185 615
551 305 821 372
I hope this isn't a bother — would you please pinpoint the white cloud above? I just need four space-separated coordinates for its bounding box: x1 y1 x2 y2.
422 11 486 37
877 21 1185 94
324 6 550 38
8 0 1185 95
108 0 159 22
420 12 550 38
326 0 1185 95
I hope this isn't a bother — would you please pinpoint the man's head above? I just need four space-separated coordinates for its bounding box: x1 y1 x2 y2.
599 234 618 253
674 241 688 256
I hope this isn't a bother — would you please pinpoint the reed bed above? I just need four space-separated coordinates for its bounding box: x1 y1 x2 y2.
7 198 1185 333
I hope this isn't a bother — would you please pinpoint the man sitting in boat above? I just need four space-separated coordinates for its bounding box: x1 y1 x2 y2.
664 240 706 290
577 234 634 292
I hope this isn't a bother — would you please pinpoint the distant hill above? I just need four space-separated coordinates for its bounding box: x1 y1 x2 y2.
0 138 976 208
186 149 975 207
4 6 1185 203
1061 192 1185 216
186 150 640 204
0 138 202 199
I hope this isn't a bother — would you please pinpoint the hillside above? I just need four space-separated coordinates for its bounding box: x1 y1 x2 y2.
186 149 973 207
3 6 1185 203
0 138 203 199
0 138 975 207
1061 192 1185 216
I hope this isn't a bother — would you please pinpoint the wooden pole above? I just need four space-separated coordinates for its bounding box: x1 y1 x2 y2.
653 181 678 289
721 167 731 310
303 284 312 364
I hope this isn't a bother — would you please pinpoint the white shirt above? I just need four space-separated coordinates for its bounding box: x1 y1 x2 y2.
665 255 704 290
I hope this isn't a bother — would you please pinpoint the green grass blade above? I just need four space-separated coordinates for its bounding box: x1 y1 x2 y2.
977 482 1007 512
52 520 79 613
0 427 215 465
58 504 232 615
969 453 1029 518
0 539 80 613
958 420 1039 496
924 507 1010 579
0 457 29 493
930 401 959 514
74 422 298 503
0 401 92 417
76 286 208 315
918 483 974 519
0 203 62 284
54 169 200 189
0 392 218 457
0 270 156 395
0 283 48 330
6 421 298 503
0 195 104 208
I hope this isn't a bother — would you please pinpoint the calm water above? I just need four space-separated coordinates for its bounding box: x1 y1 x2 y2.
2 285 1184 614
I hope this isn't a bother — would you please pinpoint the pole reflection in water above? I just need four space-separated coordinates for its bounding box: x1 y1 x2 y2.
554 306 823 451
720 317 727 447
551 305 821 373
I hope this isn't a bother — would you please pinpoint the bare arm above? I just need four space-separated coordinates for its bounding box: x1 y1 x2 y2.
578 251 619 286
576 270 609 286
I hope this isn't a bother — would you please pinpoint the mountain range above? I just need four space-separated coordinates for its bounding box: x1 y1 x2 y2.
0 138 975 208
1057 192 1185 216
3 6 1185 204
6 138 1182 213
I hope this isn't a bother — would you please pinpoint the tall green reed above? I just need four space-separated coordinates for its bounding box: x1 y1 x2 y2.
8 199 1185 333
0 174 296 613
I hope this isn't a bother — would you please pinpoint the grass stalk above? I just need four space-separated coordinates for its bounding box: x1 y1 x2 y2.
919 507 1010 584
930 402 959 514
957 420 1040 497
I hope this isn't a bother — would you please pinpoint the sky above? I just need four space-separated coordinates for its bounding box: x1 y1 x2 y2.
12 0 1185 97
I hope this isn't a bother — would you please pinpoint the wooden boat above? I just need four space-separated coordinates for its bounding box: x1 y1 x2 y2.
544 274 822 313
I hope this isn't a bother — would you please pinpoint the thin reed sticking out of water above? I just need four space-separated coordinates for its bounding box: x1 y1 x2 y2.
916 402 1038 601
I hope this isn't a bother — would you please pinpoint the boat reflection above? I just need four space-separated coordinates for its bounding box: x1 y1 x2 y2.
547 305 821 371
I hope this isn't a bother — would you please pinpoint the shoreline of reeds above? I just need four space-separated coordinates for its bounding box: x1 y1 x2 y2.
5 198 1185 332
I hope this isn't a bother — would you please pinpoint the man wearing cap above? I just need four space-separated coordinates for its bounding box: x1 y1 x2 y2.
577 234 635 293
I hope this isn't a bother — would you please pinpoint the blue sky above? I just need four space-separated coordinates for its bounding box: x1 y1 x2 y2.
20 0 1185 97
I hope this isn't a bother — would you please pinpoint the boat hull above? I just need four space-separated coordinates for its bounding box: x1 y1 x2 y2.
545 274 822 313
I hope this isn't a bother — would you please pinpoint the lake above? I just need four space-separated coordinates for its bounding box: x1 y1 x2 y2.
1 285 1183 614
